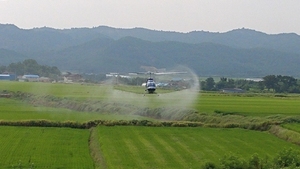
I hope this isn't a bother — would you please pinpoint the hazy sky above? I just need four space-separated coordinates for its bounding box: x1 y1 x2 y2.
0 0 299 34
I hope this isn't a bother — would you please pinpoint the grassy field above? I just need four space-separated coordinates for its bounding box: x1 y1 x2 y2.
0 126 94 168
96 126 300 168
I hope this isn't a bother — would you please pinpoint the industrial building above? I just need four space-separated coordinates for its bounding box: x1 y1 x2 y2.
0 73 16 81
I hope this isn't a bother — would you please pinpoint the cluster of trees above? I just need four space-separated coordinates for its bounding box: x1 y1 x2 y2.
82 73 107 83
202 148 300 169
0 59 61 79
263 75 299 93
201 75 300 93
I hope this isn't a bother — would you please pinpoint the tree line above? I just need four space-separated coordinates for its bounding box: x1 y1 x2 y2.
201 75 300 93
0 59 61 79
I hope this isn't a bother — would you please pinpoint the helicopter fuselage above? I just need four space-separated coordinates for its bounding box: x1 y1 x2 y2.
146 78 156 94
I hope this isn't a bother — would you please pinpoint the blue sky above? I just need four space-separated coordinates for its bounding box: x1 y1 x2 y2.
0 0 299 34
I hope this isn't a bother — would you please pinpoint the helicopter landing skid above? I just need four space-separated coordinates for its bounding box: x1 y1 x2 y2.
143 91 159 96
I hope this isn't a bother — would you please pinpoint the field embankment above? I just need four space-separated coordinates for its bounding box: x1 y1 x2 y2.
269 123 300 146
89 127 106 169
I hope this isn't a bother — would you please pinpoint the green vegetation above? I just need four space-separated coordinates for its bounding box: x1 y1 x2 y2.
201 75 300 93
1 59 61 79
96 126 300 168
0 126 94 168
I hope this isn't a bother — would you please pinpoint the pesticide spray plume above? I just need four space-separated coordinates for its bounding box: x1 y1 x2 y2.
7 65 199 121
104 65 200 120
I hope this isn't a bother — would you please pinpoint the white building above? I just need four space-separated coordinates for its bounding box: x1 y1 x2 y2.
21 75 40 82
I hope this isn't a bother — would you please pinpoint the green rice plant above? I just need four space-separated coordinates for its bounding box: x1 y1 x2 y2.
96 126 300 168
0 126 94 168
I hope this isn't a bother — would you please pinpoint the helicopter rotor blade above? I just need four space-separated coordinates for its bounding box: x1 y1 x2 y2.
129 71 187 75
153 71 187 75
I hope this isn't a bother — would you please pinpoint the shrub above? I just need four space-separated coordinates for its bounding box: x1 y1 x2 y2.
117 120 129 126
171 122 188 127
103 120 117 126
202 161 218 169
138 120 150 126
186 121 203 127
273 148 300 168
84 120 98 128
151 121 163 127
129 119 139 125
248 153 262 169
220 153 248 169
223 123 239 128
161 121 173 127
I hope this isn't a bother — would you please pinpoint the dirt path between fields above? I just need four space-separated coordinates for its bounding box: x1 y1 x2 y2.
89 127 107 169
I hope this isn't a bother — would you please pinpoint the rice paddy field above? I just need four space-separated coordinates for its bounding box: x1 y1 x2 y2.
0 126 94 168
96 126 300 169
0 81 300 168
197 93 300 116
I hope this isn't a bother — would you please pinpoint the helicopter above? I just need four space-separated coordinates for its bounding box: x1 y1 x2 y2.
144 73 157 94
137 71 187 95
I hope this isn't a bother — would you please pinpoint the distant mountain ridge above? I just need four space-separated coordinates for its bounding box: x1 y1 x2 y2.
0 24 300 77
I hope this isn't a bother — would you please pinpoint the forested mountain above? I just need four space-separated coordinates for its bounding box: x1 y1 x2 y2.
44 37 300 77
0 48 27 65
0 24 300 77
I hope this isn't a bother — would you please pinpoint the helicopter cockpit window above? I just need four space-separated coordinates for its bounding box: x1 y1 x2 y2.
148 82 156 87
